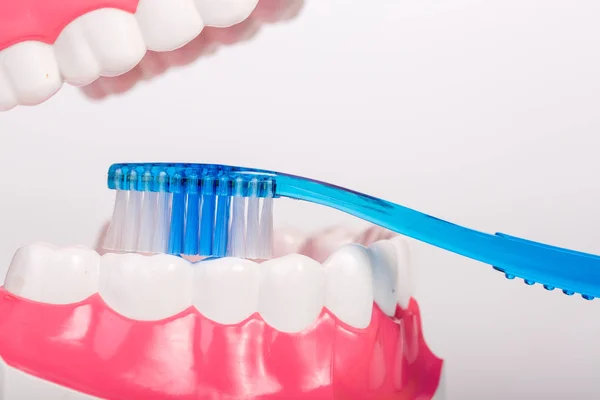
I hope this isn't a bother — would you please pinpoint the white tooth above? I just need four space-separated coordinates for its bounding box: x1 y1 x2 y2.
0 68 16 110
79 9 146 77
136 0 204 52
323 244 373 329
99 253 193 320
54 18 101 86
390 237 413 309
193 257 259 324
368 240 399 316
0 357 98 399
258 254 324 333
369 237 413 312
1 41 61 105
4 244 99 304
194 0 259 27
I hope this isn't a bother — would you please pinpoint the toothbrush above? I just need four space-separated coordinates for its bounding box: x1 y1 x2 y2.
103 162 600 300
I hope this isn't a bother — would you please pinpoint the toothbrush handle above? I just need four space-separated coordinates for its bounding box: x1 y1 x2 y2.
276 174 600 298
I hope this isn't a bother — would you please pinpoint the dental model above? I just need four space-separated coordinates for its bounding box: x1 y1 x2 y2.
0 225 445 399
0 0 298 109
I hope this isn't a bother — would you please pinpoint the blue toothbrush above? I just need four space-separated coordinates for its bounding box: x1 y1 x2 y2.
103 162 600 300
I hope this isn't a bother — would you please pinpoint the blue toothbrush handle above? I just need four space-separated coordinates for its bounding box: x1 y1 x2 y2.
276 173 600 298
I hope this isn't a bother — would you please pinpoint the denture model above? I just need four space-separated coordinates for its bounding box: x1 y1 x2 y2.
0 226 445 399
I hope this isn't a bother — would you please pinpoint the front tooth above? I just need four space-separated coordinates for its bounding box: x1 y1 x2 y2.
194 0 259 27
79 9 146 77
136 0 205 52
99 253 193 320
54 19 101 86
1 42 61 105
193 257 260 324
4 244 99 304
368 240 399 316
258 254 324 333
322 244 373 328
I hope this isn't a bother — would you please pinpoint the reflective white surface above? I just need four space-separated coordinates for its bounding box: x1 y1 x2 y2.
1 1 600 398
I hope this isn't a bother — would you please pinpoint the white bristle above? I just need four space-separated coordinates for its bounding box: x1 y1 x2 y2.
228 195 247 257
258 193 274 259
138 191 157 252
246 184 261 258
121 189 143 251
151 191 171 253
103 189 129 251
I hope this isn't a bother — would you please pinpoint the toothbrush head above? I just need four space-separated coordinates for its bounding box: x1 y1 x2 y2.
104 162 277 259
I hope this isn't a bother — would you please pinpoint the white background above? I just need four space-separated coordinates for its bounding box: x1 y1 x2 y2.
2 1 600 398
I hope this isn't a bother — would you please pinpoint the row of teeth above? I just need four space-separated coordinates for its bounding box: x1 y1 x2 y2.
4 237 413 332
0 0 259 110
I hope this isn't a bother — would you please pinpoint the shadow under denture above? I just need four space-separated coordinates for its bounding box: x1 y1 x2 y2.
81 0 304 100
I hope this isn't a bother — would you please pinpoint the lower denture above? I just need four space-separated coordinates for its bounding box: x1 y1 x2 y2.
0 225 444 399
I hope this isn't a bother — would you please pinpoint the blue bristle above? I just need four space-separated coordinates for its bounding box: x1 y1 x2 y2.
168 192 185 254
182 172 200 255
167 172 185 254
213 195 231 257
183 192 200 255
199 176 216 256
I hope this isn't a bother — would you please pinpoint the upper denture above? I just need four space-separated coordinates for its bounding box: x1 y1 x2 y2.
0 0 260 110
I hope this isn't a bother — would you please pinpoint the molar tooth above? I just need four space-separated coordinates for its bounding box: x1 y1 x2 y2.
390 237 413 309
194 0 259 27
368 240 399 316
136 0 205 52
4 243 99 304
369 237 413 312
323 244 373 328
193 257 259 324
79 9 146 77
258 254 324 333
99 253 193 320
1 42 61 105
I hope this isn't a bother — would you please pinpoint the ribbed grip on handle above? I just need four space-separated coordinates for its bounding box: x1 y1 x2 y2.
491 233 597 299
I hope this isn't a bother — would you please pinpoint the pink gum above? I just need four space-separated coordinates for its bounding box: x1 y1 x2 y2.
0 287 442 399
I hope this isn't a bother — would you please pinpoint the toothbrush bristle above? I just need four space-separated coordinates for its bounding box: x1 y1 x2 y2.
103 164 276 259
